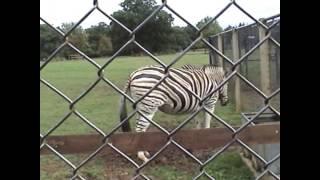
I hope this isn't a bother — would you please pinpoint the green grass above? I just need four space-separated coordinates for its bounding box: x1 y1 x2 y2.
40 154 107 180
40 52 253 179
204 151 254 180
148 165 191 180
147 151 254 180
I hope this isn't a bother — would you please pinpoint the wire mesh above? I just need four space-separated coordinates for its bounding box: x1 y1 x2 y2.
40 0 280 179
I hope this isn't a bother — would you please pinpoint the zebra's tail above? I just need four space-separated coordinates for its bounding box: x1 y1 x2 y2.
119 78 131 132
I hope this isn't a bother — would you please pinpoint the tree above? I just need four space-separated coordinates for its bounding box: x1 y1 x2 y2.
184 25 198 47
120 0 156 12
196 16 223 38
238 22 246 27
40 24 63 60
224 25 234 31
97 36 113 56
110 0 175 55
59 23 89 59
194 16 223 49
168 26 193 52
86 22 113 57
40 22 114 60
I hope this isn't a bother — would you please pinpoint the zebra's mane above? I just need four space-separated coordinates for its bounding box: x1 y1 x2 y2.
180 64 202 71
181 64 226 82
132 64 226 77
181 64 223 72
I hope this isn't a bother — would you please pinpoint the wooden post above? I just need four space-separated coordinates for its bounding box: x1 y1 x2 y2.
208 37 215 65
256 19 273 180
209 35 224 127
259 19 271 95
209 50 214 65
217 35 223 67
232 29 241 112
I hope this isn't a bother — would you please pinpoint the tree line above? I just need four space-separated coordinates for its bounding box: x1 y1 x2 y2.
40 0 225 60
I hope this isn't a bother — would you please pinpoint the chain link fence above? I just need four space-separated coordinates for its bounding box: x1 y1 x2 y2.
209 14 280 113
40 0 280 179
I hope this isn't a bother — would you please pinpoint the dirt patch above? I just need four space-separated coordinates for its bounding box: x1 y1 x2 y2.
101 147 239 179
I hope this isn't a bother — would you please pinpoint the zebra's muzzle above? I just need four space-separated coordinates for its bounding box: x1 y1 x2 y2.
220 99 229 106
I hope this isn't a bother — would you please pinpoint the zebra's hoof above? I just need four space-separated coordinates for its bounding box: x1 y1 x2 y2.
143 158 149 163
138 151 149 163
144 151 150 158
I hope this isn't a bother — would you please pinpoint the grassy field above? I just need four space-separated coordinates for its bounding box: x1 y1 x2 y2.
40 53 243 135
40 52 254 179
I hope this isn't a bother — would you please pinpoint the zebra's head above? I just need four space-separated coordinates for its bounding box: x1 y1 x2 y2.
203 65 229 106
218 69 229 106
219 81 229 106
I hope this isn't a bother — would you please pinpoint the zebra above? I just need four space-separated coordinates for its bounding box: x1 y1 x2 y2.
119 64 229 163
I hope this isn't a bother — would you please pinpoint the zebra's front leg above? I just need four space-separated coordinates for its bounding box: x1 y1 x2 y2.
136 111 155 163
196 110 207 129
196 114 202 129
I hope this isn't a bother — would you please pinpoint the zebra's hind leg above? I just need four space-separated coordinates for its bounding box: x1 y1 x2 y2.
136 110 156 163
196 116 201 129
203 95 218 128
196 111 206 129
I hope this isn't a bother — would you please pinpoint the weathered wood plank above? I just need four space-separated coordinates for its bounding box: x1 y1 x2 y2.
40 123 280 155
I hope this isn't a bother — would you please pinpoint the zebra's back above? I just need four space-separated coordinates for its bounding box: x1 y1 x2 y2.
128 66 216 114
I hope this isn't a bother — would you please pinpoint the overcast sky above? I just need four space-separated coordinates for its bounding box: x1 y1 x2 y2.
40 0 280 29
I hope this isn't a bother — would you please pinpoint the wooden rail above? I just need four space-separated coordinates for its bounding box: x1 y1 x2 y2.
41 122 279 155
68 54 83 60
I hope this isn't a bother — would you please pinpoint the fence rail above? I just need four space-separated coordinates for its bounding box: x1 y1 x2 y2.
209 14 280 39
41 123 279 155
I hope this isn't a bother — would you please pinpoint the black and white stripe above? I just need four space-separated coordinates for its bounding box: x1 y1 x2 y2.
119 64 229 132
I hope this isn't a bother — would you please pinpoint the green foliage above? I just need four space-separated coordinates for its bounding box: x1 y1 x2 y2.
196 16 223 38
86 22 113 57
40 24 63 60
194 16 223 49
120 0 156 12
168 26 193 52
59 23 89 59
110 0 175 55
